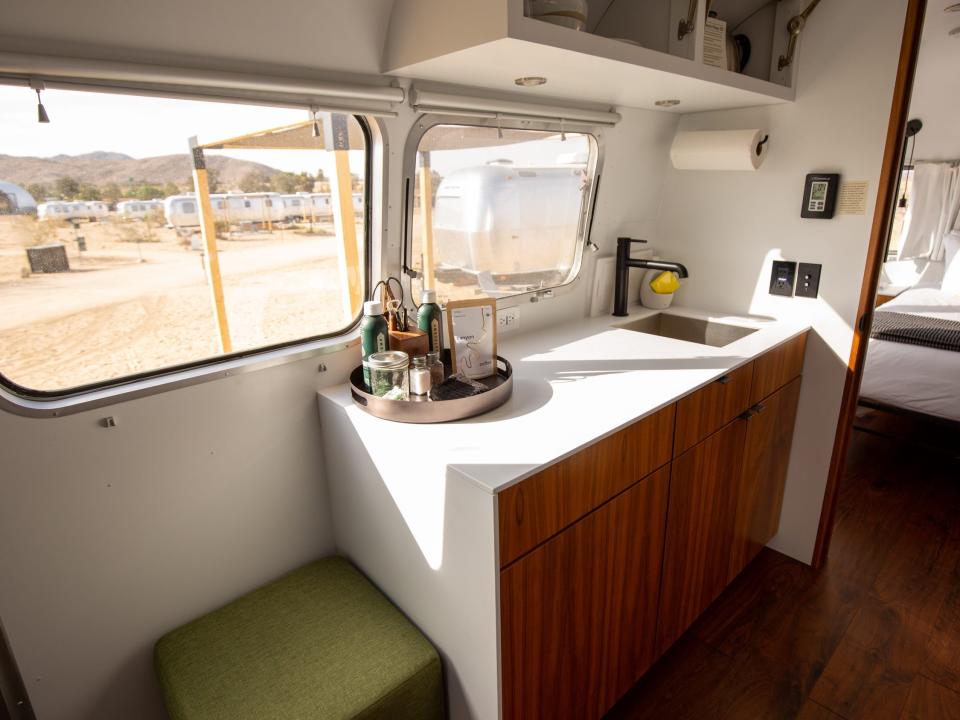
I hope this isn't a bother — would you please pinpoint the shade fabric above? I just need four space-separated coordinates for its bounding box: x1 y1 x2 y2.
898 161 960 261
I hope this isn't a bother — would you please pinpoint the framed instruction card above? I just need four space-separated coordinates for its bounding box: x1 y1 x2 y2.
446 298 497 380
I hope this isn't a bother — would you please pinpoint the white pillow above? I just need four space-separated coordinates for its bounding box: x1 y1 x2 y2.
942 231 960 293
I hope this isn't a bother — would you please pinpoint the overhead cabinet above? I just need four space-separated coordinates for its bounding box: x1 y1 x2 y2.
497 331 807 719
385 0 804 113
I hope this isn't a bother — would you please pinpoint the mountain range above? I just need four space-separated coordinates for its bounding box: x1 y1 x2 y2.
0 151 284 188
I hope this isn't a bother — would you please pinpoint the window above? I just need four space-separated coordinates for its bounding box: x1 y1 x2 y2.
0 86 368 394
406 122 597 302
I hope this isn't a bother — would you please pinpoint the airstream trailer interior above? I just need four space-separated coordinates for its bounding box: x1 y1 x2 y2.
1 1 957 719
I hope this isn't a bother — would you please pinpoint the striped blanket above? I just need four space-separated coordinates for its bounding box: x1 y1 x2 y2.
871 310 960 352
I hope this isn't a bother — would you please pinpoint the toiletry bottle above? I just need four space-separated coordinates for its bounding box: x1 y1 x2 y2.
361 300 389 390
418 289 443 353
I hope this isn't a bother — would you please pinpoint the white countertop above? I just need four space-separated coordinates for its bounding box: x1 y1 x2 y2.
317 304 810 494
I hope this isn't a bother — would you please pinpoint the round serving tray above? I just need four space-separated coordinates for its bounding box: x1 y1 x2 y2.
350 354 513 424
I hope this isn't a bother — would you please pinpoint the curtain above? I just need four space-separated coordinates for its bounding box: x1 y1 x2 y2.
897 161 960 261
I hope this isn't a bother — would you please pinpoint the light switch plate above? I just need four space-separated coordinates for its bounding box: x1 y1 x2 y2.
498 306 520 332
769 260 797 297
796 263 822 298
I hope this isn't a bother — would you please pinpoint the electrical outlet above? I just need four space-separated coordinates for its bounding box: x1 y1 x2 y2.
498 306 520 333
769 260 797 297
795 263 822 299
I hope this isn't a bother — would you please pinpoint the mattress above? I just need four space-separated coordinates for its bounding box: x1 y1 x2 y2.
861 287 960 422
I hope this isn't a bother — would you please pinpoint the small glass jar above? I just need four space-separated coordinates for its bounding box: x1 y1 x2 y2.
364 351 409 400
410 356 432 399
426 351 445 388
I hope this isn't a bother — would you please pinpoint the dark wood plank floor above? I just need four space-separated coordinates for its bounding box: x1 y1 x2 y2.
607 408 960 720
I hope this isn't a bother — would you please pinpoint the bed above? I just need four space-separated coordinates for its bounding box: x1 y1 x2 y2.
860 285 960 423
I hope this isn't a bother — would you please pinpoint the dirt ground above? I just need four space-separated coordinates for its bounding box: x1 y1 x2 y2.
0 215 359 391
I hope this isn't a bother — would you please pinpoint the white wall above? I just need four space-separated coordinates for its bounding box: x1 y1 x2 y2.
656 0 909 561
907 1 960 162
0 4 678 719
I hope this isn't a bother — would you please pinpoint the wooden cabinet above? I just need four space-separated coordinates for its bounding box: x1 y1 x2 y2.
498 405 675 568
750 333 807 405
500 467 670 720
674 362 753 456
498 331 808 718
728 377 803 580
655 419 746 655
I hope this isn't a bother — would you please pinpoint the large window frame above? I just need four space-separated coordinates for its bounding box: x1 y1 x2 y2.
0 87 377 416
400 114 604 305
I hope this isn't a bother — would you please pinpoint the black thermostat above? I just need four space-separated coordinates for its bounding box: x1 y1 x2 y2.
801 173 840 219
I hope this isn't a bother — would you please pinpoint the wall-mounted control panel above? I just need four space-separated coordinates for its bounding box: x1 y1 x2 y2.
801 173 840 219
769 260 797 297
795 263 822 299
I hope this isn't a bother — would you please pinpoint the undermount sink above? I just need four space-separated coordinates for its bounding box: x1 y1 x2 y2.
615 313 758 348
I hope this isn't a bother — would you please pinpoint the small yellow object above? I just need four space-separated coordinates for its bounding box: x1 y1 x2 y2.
650 270 680 295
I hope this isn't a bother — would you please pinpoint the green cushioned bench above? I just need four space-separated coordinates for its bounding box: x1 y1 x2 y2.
155 556 444 720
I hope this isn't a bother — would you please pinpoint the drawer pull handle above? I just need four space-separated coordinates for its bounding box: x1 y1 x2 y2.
753 402 766 414
717 375 732 385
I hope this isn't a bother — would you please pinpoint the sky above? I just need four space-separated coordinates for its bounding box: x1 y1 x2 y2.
1 85 590 184
0 85 365 181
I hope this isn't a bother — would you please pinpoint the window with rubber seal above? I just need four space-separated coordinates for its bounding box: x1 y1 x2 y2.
0 86 368 395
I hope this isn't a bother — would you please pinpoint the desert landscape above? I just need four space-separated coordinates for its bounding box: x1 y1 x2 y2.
0 214 358 391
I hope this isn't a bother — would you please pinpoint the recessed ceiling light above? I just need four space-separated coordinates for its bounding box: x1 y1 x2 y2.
515 76 547 87
654 99 681 107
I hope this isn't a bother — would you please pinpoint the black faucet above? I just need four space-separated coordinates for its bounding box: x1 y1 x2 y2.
613 237 689 317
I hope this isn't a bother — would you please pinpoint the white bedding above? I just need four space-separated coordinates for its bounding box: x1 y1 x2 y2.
861 287 960 422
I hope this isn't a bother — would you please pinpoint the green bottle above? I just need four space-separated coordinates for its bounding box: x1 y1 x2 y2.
417 290 443 354
361 300 389 390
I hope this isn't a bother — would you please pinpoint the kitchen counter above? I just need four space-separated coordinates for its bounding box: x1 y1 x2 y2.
317 303 810 720
317 304 810 495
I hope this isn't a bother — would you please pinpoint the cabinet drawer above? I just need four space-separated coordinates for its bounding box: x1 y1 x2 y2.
498 404 675 568
674 362 753 456
750 332 807 404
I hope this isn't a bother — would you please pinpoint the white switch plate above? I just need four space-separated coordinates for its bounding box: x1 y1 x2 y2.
498 306 520 332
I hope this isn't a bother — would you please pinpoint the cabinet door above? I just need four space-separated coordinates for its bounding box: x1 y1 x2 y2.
728 377 802 580
656 420 746 656
500 466 670 720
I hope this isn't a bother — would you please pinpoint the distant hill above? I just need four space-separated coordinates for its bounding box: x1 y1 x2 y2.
0 152 284 189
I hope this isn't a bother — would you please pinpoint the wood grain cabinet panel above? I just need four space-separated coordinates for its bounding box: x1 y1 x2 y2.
498 404 675 568
656 419 746 656
674 362 754 456
500 466 670 720
728 377 803 581
750 332 807 404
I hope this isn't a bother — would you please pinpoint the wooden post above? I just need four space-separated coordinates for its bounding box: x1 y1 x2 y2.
190 140 232 353
418 151 436 290
324 114 363 321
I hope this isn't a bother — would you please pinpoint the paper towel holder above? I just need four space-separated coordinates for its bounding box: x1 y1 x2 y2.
756 134 770 156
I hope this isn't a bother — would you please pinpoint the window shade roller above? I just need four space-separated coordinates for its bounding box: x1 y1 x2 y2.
410 88 621 127
0 51 403 115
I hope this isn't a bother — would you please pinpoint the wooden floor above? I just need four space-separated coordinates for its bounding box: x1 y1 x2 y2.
607 409 960 719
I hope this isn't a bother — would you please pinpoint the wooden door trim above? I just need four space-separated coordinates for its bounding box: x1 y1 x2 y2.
812 0 927 569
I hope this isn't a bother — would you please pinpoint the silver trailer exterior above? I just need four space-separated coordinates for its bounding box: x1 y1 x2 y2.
117 200 163 219
433 164 585 278
38 201 107 221
164 193 286 228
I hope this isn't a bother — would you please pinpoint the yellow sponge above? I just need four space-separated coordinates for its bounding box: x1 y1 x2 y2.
649 271 680 295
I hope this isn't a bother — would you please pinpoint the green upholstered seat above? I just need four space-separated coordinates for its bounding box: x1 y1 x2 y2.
155 556 444 720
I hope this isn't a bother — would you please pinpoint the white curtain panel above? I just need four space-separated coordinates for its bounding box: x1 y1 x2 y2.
897 162 960 261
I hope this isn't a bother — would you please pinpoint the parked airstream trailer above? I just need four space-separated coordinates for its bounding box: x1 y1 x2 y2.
37 200 107 221
432 164 586 280
117 199 163 219
165 192 290 228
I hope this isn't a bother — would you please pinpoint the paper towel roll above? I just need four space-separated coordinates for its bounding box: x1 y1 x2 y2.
670 129 769 171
